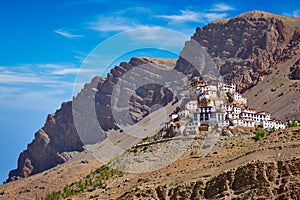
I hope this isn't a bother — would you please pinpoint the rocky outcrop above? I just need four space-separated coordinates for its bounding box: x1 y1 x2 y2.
119 159 300 199
92 57 177 129
290 58 300 79
175 10 300 92
7 57 177 182
8 101 84 182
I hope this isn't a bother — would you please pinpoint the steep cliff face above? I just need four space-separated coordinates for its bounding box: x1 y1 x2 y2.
119 159 300 199
8 101 84 182
175 10 300 92
7 57 177 182
290 58 300 79
93 57 176 130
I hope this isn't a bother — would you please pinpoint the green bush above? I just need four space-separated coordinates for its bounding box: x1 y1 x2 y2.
287 120 299 128
37 165 124 199
268 127 276 134
254 128 267 141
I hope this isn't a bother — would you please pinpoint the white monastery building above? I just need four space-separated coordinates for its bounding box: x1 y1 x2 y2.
162 78 286 134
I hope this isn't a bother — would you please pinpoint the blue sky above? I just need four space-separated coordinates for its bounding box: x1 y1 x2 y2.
0 0 299 183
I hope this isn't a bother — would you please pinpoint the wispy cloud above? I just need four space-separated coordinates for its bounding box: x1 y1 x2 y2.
157 10 202 23
157 9 229 24
51 68 96 75
0 63 85 111
283 9 300 17
0 71 46 84
203 12 228 21
113 7 151 15
210 3 234 12
38 63 70 69
54 29 84 39
0 64 83 84
37 63 97 75
88 16 143 32
0 86 70 112
156 3 233 24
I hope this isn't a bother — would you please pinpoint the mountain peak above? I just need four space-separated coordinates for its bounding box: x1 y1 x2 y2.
212 10 300 30
237 10 300 29
238 10 282 19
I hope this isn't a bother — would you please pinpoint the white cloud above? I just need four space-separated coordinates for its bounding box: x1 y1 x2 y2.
0 71 47 84
0 64 85 84
113 7 151 15
0 86 70 112
38 63 70 69
88 16 142 32
283 9 300 17
54 29 84 39
157 10 202 23
51 68 96 75
210 3 234 12
0 63 84 111
203 12 228 21
157 10 228 24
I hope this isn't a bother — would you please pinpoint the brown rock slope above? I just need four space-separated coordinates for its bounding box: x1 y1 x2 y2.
1 127 299 200
115 127 300 200
0 152 100 200
175 10 300 92
8 101 84 182
244 54 300 121
6 57 177 182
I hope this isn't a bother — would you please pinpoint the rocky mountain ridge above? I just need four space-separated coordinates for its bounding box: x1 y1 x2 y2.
120 159 300 199
175 10 300 92
6 10 300 183
7 57 177 182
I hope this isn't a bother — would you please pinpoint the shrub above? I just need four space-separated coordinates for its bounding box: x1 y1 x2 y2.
278 92 284 97
37 165 124 199
287 120 299 128
268 127 276 134
254 128 267 141
189 151 198 156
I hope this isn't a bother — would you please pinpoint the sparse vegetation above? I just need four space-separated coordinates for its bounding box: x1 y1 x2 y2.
254 128 267 141
238 139 247 147
225 142 232 149
287 120 299 128
36 165 124 200
142 136 149 142
142 146 148 151
189 151 198 156
289 82 298 88
278 92 284 97
268 127 276 134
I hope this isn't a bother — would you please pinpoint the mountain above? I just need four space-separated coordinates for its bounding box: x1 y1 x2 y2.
7 57 177 182
6 10 300 186
244 55 300 121
175 10 300 92
1 127 299 199
117 128 300 200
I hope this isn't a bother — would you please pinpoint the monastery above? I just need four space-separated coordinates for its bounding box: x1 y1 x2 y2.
162 77 286 134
